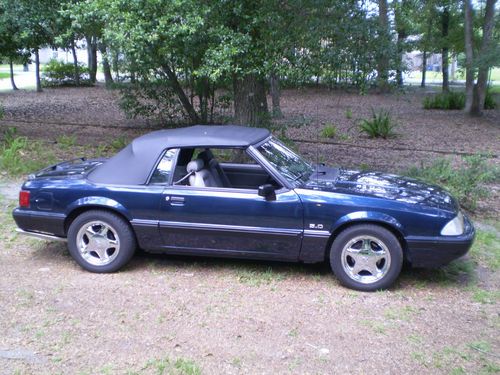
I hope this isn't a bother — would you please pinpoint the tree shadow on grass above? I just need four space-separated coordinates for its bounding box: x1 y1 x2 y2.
30 241 476 290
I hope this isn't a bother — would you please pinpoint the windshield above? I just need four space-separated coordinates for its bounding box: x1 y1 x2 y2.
257 138 314 185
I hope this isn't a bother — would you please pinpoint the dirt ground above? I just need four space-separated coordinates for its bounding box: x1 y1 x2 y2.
0 86 499 374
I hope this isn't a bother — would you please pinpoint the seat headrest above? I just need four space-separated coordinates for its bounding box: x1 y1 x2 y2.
197 149 214 162
187 159 204 173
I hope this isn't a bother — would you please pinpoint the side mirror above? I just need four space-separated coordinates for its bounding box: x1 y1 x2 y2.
258 184 276 201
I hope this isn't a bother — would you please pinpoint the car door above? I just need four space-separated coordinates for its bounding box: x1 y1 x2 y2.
158 185 303 260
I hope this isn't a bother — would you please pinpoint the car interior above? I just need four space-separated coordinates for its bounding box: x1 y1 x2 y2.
172 148 281 190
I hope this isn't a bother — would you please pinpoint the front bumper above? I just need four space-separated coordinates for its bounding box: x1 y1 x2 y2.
12 208 66 238
405 215 475 268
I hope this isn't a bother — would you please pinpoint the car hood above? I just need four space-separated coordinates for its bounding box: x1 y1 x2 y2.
304 166 457 212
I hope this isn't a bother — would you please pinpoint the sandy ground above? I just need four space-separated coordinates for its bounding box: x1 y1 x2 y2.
0 86 499 374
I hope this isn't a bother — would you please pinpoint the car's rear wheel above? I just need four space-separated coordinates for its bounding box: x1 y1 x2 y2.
329 224 403 291
67 210 136 273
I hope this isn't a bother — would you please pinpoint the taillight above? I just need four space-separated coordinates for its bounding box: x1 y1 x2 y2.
19 190 30 208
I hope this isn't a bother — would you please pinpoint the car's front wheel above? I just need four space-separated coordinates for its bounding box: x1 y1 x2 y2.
67 210 136 273
329 224 403 291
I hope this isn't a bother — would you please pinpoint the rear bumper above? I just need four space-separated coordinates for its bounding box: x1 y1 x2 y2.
405 215 475 268
12 208 66 238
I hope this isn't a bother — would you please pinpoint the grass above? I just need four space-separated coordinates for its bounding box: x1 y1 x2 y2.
423 90 496 110
407 67 500 82
57 135 77 149
0 129 57 176
0 72 12 79
405 155 499 211
410 341 500 373
143 356 201 375
470 229 500 270
384 306 418 321
235 266 285 287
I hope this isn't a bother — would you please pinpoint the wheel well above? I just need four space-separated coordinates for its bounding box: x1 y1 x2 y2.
64 206 131 235
324 220 408 262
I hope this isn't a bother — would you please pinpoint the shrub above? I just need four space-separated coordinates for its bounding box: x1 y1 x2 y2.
321 124 337 138
119 80 187 123
484 90 497 109
41 59 91 87
345 108 353 119
423 91 496 110
406 155 499 211
359 109 396 139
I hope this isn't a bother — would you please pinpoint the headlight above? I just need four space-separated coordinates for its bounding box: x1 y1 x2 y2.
441 212 464 236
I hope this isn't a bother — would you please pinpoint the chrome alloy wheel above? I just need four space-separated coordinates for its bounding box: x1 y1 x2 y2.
340 235 391 284
76 221 120 266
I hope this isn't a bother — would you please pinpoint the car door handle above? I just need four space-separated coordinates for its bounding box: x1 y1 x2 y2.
169 196 185 206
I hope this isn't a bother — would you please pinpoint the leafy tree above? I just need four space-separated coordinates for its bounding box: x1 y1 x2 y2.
5 0 61 92
464 0 499 115
0 1 30 90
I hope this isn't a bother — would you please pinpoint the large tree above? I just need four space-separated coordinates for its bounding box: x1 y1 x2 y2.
464 0 498 115
4 0 61 92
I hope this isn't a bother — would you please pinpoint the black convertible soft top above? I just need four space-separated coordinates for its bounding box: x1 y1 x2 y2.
88 125 270 185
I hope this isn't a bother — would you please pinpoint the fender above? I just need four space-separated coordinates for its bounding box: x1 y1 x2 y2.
65 196 131 221
331 211 406 237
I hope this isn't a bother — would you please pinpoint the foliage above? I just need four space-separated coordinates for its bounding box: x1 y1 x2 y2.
423 91 465 110
423 91 496 110
0 102 3 120
119 81 189 124
321 124 337 138
0 129 56 176
359 109 397 139
406 155 499 211
41 59 91 87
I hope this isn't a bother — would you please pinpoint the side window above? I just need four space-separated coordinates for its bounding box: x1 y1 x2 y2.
150 148 178 184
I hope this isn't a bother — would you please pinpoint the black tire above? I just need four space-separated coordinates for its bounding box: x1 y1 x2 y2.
329 224 403 291
67 210 136 273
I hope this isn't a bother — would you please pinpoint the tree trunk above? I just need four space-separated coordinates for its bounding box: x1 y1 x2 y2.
99 44 114 86
86 36 97 83
35 48 42 92
269 72 283 118
395 29 405 87
470 0 497 115
9 59 18 90
233 74 269 127
162 64 200 123
421 50 427 88
464 0 474 113
377 0 390 90
394 0 407 88
441 7 450 93
70 40 80 86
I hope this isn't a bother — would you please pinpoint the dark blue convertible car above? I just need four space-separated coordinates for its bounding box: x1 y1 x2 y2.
13 125 474 291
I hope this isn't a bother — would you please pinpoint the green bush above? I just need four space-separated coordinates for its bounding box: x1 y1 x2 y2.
321 124 337 138
484 91 497 109
119 80 187 123
41 59 91 87
406 155 499 211
423 91 496 110
359 109 396 139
